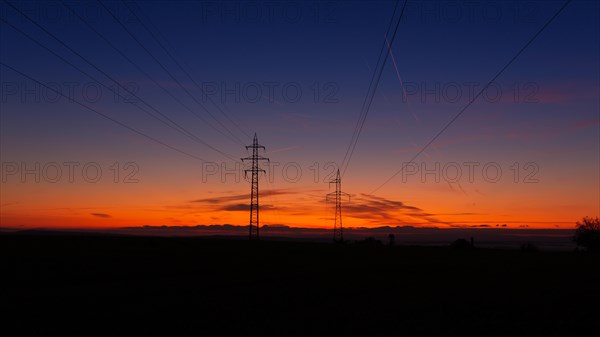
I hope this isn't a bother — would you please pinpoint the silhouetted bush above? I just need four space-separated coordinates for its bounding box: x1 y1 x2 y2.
574 216 600 253
355 237 383 247
520 242 539 253
450 238 473 250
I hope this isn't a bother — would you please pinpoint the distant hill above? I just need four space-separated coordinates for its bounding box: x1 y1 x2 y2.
2 225 576 250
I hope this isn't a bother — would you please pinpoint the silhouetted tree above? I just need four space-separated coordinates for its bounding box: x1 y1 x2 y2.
388 234 395 247
574 216 600 252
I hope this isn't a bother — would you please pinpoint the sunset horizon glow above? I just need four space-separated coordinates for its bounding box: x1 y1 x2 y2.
1 1 598 233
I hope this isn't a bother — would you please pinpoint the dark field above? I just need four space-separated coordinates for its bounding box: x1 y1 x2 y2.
2 235 599 336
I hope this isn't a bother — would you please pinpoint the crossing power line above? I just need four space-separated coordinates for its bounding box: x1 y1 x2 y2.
0 62 209 163
122 0 252 140
58 0 243 152
339 0 408 178
97 0 245 146
0 15 238 161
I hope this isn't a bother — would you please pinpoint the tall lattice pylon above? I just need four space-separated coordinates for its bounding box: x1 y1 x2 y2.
327 169 350 243
242 133 269 240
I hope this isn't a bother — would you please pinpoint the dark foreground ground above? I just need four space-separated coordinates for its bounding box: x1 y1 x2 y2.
2 235 599 336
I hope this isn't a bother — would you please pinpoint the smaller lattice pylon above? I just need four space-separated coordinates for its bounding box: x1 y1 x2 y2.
326 169 350 243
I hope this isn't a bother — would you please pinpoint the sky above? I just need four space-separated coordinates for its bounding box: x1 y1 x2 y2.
1 0 599 230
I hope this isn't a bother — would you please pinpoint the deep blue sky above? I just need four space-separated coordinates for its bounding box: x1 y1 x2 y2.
1 1 598 228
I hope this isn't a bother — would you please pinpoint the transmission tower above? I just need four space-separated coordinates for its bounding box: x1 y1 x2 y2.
241 133 269 240
327 169 350 243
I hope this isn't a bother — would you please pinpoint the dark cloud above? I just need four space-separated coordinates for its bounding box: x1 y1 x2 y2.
221 203 276 212
436 212 485 216
407 212 434 217
191 189 292 204
360 194 423 211
184 190 455 226
343 194 424 219
191 193 247 204
341 194 454 226
91 213 111 218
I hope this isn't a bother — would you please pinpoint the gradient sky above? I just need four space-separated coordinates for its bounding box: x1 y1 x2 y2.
1 0 598 230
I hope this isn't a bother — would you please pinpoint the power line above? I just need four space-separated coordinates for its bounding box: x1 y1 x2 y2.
96 0 245 146
0 61 208 163
131 0 252 140
53 0 238 160
343 0 401 167
340 0 408 178
0 15 238 162
370 0 573 195
123 0 252 140
341 0 407 177
0 2 237 161
95 0 242 146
